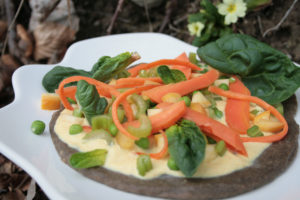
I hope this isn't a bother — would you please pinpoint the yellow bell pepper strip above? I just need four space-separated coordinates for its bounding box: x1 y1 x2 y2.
208 86 288 143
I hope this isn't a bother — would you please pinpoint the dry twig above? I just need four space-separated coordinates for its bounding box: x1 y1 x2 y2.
39 0 61 22
263 0 298 37
107 0 125 35
143 0 153 32
1 0 25 57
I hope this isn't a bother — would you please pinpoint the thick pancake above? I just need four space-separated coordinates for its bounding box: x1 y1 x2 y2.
49 95 299 200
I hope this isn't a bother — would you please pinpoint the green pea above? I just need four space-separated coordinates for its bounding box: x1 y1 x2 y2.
135 137 150 149
218 83 229 91
69 124 83 135
181 96 191 107
247 125 264 137
73 108 83 118
229 77 236 83
215 140 227 156
167 157 179 170
137 155 152 176
31 120 45 135
109 123 118 137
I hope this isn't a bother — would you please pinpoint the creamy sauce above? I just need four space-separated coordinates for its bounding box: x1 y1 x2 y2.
54 102 271 179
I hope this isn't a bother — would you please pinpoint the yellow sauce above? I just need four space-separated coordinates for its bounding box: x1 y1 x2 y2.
54 101 271 179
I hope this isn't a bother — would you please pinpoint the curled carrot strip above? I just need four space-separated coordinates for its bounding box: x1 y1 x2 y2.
208 86 288 143
57 76 134 121
149 130 168 159
112 85 159 140
58 76 116 110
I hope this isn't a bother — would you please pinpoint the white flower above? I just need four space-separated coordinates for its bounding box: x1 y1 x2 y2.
218 0 247 25
188 22 205 37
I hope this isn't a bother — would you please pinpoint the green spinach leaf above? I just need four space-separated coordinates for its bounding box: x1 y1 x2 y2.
166 120 206 177
92 52 140 82
69 149 107 169
42 66 91 92
76 80 108 125
157 65 186 84
197 34 300 104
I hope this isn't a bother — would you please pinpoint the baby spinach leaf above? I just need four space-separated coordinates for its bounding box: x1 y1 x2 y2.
166 120 206 177
42 66 91 92
197 34 300 105
69 149 107 169
92 52 140 82
157 65 186 84
76 80 108 125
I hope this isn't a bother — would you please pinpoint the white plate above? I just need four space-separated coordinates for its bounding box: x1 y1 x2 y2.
0 33 299 200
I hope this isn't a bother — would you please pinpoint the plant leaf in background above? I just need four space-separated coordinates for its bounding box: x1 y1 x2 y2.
166 120 206 177
76 80 108 125
42 66 91 92
245 0 272 11
197 34 300 105
157 65 186 84
69 149 107 169
92 52 140 82
188 0 232 47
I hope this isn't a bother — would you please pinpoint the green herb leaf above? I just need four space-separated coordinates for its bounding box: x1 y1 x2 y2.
42 66 91 92
69 149 107 169
166 120 206 177
197 34 300 104
76 80 108 125
92 52 140 82
157 65 186 84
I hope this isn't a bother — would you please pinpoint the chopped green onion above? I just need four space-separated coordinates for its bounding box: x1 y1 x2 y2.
69 124 83 135
109 123 118 137
199 68 208 74
250 109 259 115
67 97 76 104
135 137 150 149
274 103 284 115
73 108 83 118
218 83 229 91
137 155 152 176
215 140 227 156
207 136 217 144
247 125 264 137
181 96 191 107
31 120 45 135
229 77 236 83
167 157 179 170
213 107 223 119
91 115 112 131
83 129 113 145
127 115 152 138
139 69 148 77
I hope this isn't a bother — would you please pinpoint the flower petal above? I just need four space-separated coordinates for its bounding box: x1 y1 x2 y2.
225 13 238 25
218 4 229 15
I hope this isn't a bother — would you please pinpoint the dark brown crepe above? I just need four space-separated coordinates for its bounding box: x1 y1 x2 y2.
49 95 299 200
